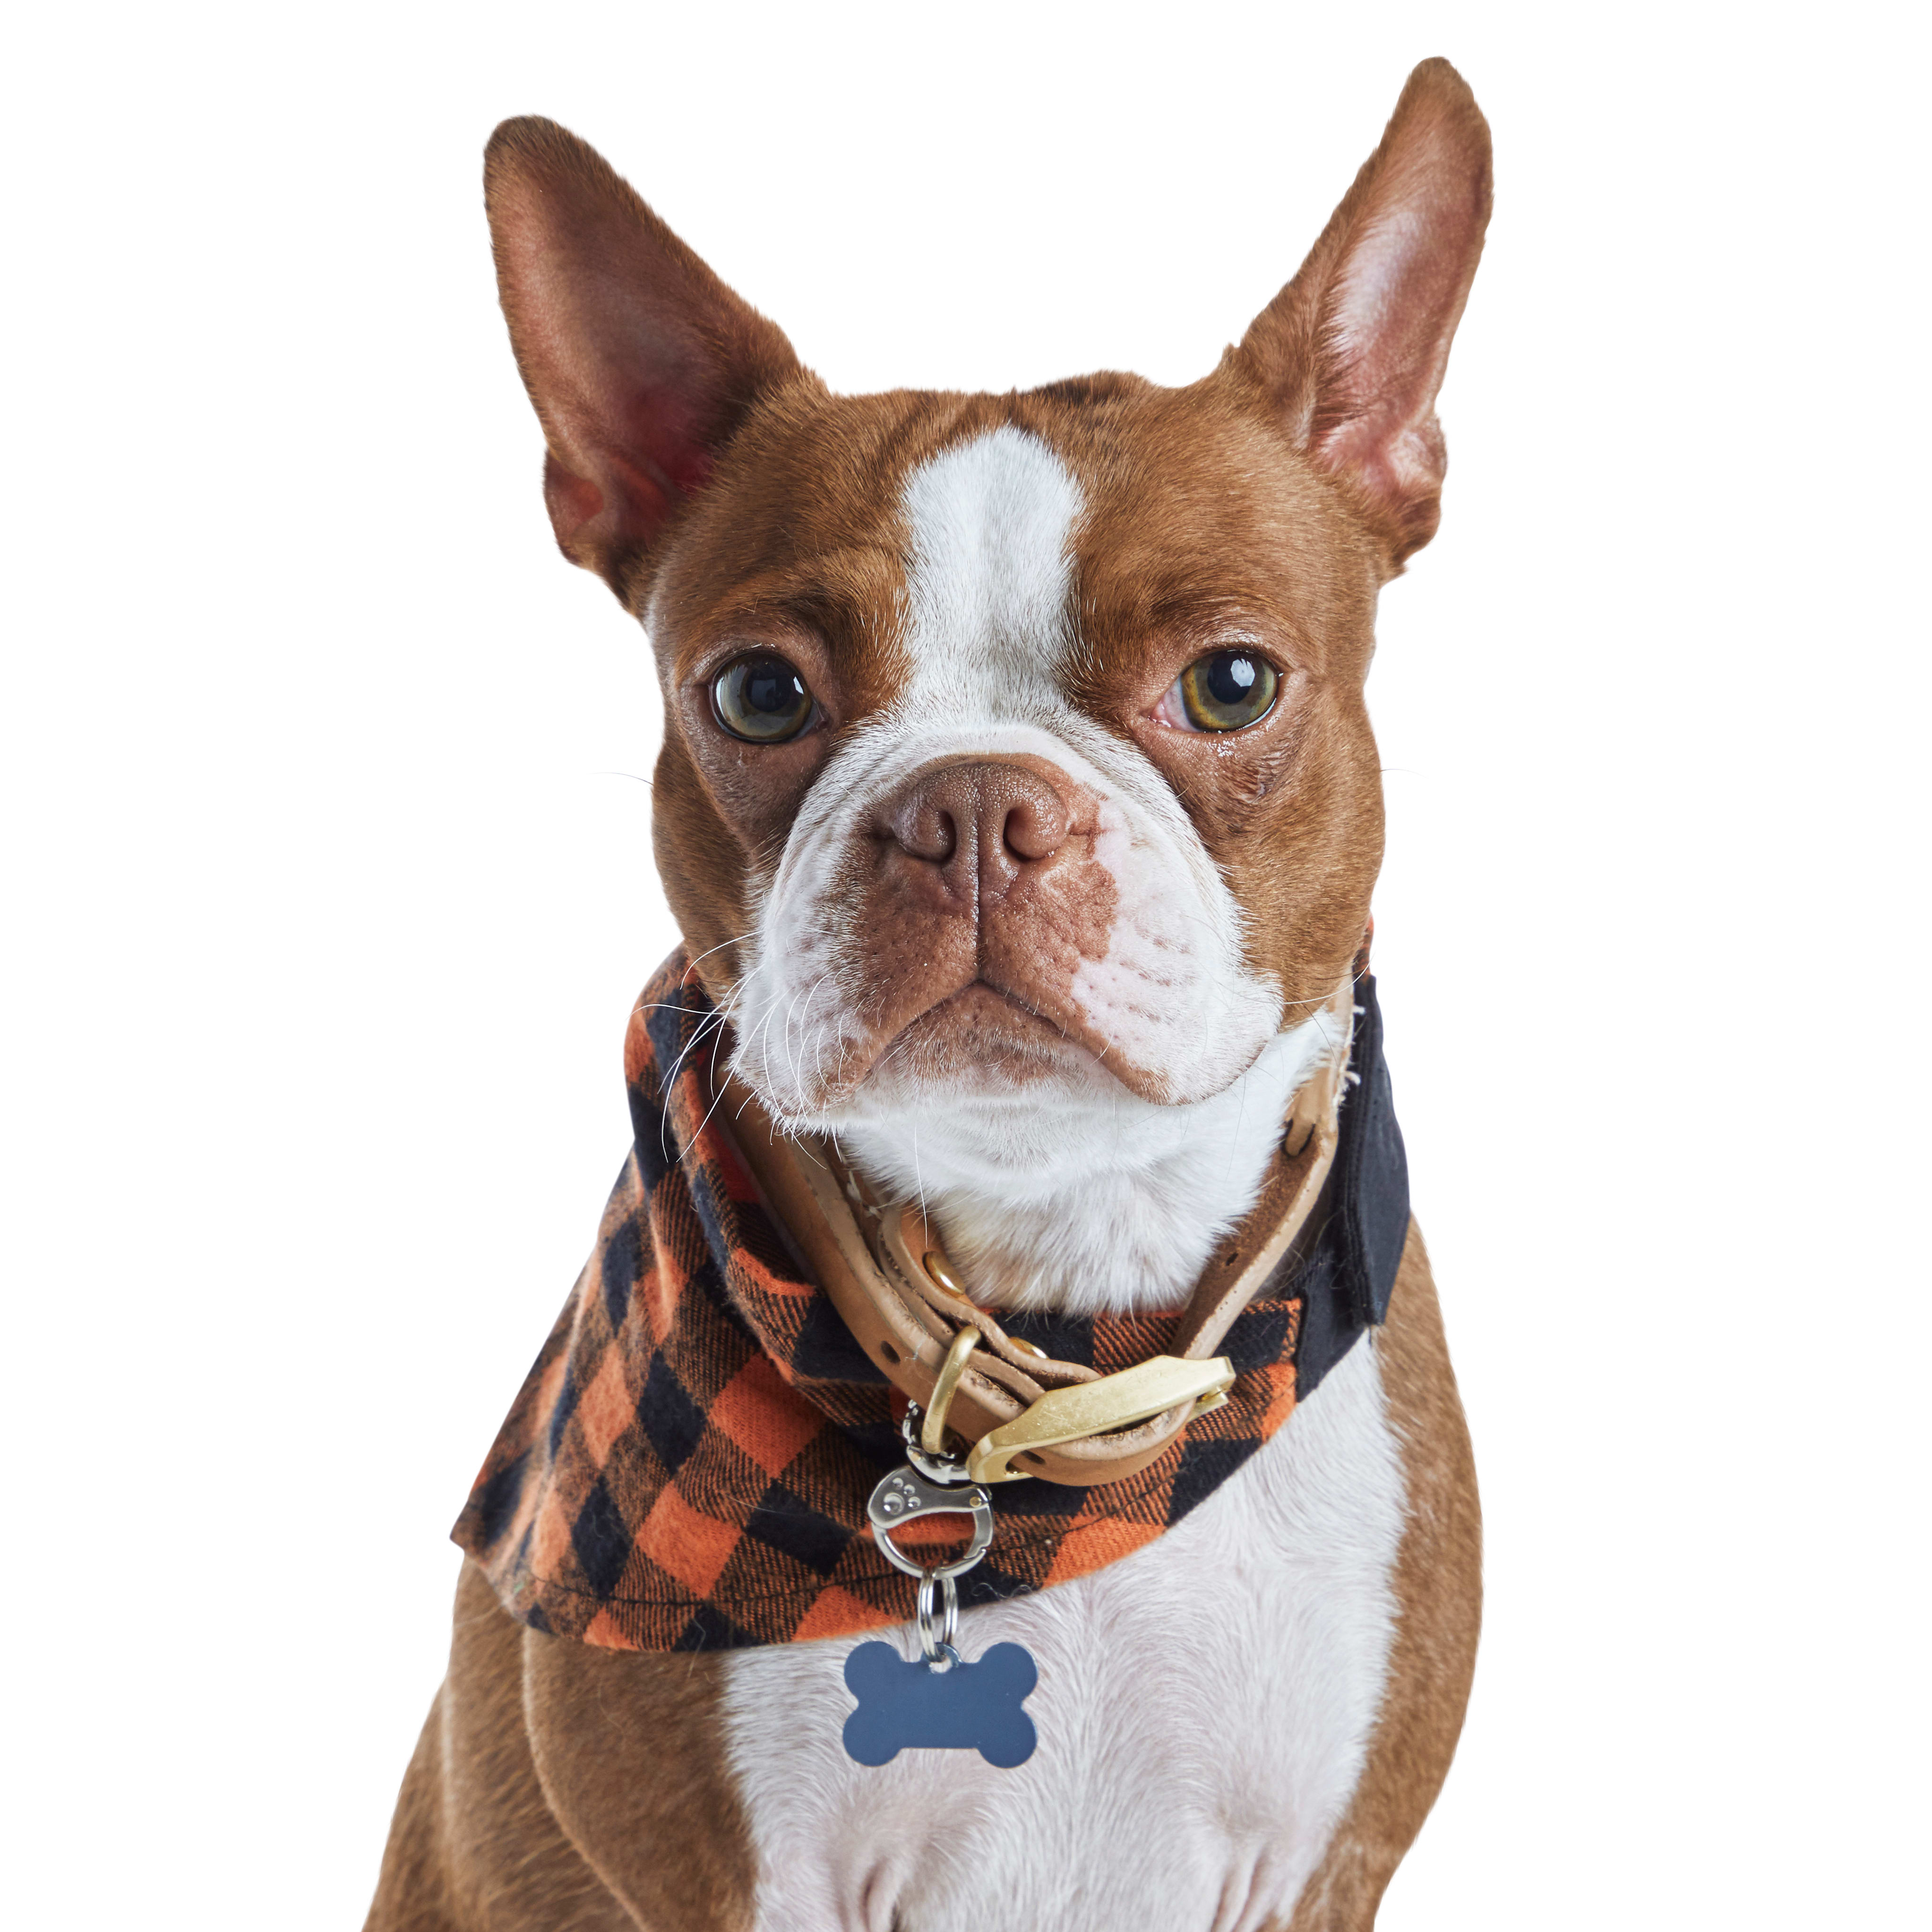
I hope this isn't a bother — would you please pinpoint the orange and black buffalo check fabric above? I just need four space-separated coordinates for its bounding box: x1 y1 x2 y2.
453 952 1322 1652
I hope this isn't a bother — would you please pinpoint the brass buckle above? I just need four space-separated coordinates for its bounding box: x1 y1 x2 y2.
919 1324 981 1459
966 1354 1236 1483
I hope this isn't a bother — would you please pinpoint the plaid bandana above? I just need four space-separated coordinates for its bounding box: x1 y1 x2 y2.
453 952 1407 1652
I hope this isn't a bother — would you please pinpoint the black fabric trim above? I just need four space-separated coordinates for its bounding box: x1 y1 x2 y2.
1289 973 1410 1399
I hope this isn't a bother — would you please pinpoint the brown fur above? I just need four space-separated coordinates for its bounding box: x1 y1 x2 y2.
1287 1225 1483 1930
369 1563 755 1932
366 1225 1476 1930
641 373 1391 1053
370 56 1492 1928
368 1564 636 1932
479 69 1489 1064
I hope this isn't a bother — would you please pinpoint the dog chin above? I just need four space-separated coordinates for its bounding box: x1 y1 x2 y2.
733 971 1285 1132
821 986 1283 1139
852 983 1117 1102
741 984 1178 1139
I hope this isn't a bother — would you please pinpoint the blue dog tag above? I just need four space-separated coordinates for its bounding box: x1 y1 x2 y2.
841 1640 1039 1768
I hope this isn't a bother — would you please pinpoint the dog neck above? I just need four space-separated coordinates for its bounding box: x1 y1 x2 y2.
831 1005 1344 1317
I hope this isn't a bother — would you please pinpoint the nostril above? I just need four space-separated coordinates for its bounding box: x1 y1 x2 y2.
886 792 958 865
929 808 959 866
1001 795 1068 863
880 760 1071 877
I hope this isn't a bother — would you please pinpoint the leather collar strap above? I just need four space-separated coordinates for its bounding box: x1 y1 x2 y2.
721 972 1356 1489
451 949 1407 1652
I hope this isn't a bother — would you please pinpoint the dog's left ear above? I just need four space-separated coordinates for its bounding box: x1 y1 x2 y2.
1230 59 1493 567
483 116 807 601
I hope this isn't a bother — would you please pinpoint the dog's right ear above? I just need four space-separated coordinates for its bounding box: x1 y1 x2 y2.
1229 60 1492 569
483 117 805 600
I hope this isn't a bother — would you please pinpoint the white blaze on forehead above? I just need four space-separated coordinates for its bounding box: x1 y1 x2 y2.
728 420 1281 1141
898 426 1081 716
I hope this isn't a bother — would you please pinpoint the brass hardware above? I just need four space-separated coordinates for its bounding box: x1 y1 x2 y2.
920 1325 982 1458
967 1355 1237 1483
920 1249 1051 1364
921 1250 971 1301
920 1246 1048 1365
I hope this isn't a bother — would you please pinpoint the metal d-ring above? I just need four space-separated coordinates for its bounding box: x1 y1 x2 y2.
916 1571 960 1665
920 1325 981 1459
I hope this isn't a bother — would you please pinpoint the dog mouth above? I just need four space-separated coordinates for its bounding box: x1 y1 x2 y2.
854 978 1113 1097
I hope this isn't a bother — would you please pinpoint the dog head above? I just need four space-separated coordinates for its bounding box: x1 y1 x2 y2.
483 62 1490 1167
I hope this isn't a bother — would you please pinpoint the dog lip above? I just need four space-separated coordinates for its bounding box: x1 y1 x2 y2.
859 978 1116 1083
927 978 1087 1050
953 977 1065 1034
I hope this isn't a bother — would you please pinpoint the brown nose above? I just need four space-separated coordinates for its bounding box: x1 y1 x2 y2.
876 759 1072 902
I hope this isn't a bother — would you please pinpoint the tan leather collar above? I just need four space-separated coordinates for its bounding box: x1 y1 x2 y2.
721 971 1357 1488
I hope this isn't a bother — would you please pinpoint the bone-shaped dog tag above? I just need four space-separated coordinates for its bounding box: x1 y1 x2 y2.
841 1640 1038 1768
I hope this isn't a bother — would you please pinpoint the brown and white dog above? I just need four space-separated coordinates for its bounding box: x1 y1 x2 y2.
369 57 1490 1932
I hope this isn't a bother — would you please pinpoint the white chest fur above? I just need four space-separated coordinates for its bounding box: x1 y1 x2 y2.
717 1336 1406 1932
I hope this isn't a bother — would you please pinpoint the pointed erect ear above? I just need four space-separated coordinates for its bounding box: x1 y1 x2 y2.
1231 60 1492 567
483 117 806 599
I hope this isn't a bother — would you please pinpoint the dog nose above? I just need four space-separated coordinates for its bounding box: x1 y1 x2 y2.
877 759 1072 901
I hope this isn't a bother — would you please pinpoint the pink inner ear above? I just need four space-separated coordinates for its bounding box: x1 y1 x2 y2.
548 371 727 555
1246 65 1490 561
1314 213 1464 514
1311 181 1485 556
485 116 803 586
596 378 721 542
623 383 717 499
1321 194 1475 461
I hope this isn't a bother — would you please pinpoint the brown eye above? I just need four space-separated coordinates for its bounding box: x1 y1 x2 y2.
713 654 814 743
1178 651 1278 731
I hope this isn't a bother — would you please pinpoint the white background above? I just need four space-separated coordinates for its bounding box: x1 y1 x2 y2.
4 2 1927 1924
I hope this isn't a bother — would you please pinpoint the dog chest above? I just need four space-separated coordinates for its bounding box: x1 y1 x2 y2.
714 1337 1405 1932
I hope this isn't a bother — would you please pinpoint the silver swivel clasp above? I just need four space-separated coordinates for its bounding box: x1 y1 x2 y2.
866 1397 994 1670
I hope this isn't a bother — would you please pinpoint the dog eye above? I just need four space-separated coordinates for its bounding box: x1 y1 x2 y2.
1175 651 1278 731
713 654 814 743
